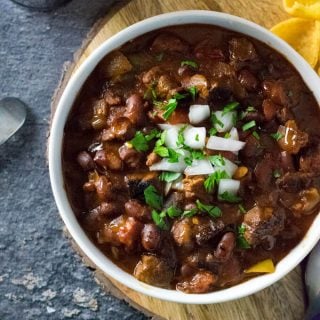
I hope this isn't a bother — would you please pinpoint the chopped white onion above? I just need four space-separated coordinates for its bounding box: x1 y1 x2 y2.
213 111 236 133
206 136 245 152
215 158 238 177
188 104 210 124
164 176 184 195
164 127 179 148
183 126 206 149
184 159 214 176
149 150 189 172
229 127 239 140
164 182 172 195
218 179 240 196
158 123 185 131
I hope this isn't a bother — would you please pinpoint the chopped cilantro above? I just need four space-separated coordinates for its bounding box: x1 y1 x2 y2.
181 60 198 69
211 112 224 128
166 206 182 218
270 132 284 141
252 130 260 140
182 208 198 218
144 185 163 211
145 129 160 141
195 134 199 142
222 101 240 116
130 131 149 152
188 86 198 101
224 132 231 139
151 210 168 230
162 98 178 120
184 156 193 166
196 200 222 218
242 120 256 131
273 169 282 178
237 224 251 249
238 204 246 214
159 172 181 183
204 170 229 192
219 191 242 203
174 92 188 100
246 106 256 112
209 127 217 136
167 148 180 163
209 154 226 167
177 125 186 147
154 145 169 157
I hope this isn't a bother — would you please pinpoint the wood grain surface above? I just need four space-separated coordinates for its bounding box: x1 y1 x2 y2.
52 1 306 319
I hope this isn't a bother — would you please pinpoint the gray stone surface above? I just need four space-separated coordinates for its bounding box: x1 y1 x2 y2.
0 1 147 319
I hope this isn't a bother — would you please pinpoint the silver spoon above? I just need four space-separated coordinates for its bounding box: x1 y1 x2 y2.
0 97 27 145
305 241 320 319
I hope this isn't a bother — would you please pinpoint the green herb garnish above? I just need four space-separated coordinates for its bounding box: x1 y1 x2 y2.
188 86 198 101
209 127 217 136
196 199 222 218
246 106 256 112
163 98 178 120
219 191 242 203
195 134 199 142
204 170 229 192
154 145 169 157
242 120 256 132
273 169 281 178
238 204 246 214
130 131 149 152
222 101 240 116
182 208 198 218
270 132 284 141
167 148 180 163
224 132 231 139
209 154 226 167
211 112 224 128
145 129 160 141
237 224 251 249
151 210 168 230
159 172 181 183
181 60 198 69
252 130 260 140
166 206 182 218
144 185 163 211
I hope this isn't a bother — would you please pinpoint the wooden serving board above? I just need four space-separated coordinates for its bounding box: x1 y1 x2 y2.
52 1 306 319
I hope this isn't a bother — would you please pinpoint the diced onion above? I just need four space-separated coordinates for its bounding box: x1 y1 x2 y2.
215 158 238 177
183 126 206 149
158 123 185 131
188 104 210 124
229 127 239 140
149 150 189 172
184 159 214 176
164 176 183 195
164 127 179 148
218 179 240 196
206 136 245 152
213 111 236 133
164 182 172 195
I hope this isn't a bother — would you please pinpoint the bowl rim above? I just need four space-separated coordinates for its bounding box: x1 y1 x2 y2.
49 10 320 304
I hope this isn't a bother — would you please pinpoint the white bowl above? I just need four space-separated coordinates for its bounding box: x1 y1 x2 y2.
49 10 320 304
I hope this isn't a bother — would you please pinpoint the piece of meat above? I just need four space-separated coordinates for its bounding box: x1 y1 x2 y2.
254 153 275 190
183 176 209 202
280 151 295 172
300 146 320 175
262 99 278 121
216 256 242 287
77 151 95 171
104 90 121 106
171 218 194 249
146 152 161 166
101 117 135 141
291 187 320 217
124 94 145 125
92 202 121 218
181 74 208 98
99 51 133 79
151 33 189 53
176 270 217 293
194 37 225 60
156 74 179 98
94 175 113 201
133 255 174 288
141 224 162 251
163 191 185 209
243 206 285 246
214 232 236 262
262 80 288 106
94 149 123 171
238 69 258 92
276 106 294 123
277 171 315 193
118 144 142 168
117 216 143 250
277 120 309 154
124 199 151 222
241 135 263 158
142 66 162 85
229 38 257 61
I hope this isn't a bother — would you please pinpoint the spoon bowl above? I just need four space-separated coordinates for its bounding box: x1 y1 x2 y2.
0 97 27 146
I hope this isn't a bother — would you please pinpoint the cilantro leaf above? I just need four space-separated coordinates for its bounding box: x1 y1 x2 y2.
236 224 251 249
167 148 180 163
130 131 149 152
159 172 181 183
182 208 198 218
162 98 178 120
242 120 256 131
144 185 163 211
204 170 229 192
154 145 169 157
181 60 198 69
238 204 246 214
252 130 260 140
166 206 182 218
270 132 284 141
209 154 226 167
196 200 222 218
219 191 242 203
151 210 168 230
188 86 198 101
177 125 186 147
222 101 240 116
273 169 282 178
209 127 217 136
211 112 224 128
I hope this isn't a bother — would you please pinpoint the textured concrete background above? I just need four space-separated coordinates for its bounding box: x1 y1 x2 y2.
0 0 147 319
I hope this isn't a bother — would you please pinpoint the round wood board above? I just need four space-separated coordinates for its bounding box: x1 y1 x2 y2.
51 1 306 319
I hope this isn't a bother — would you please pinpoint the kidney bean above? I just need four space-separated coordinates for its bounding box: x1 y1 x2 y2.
141 224 161 251
214 232 236 262
125 199 151 221
77 151 94 171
